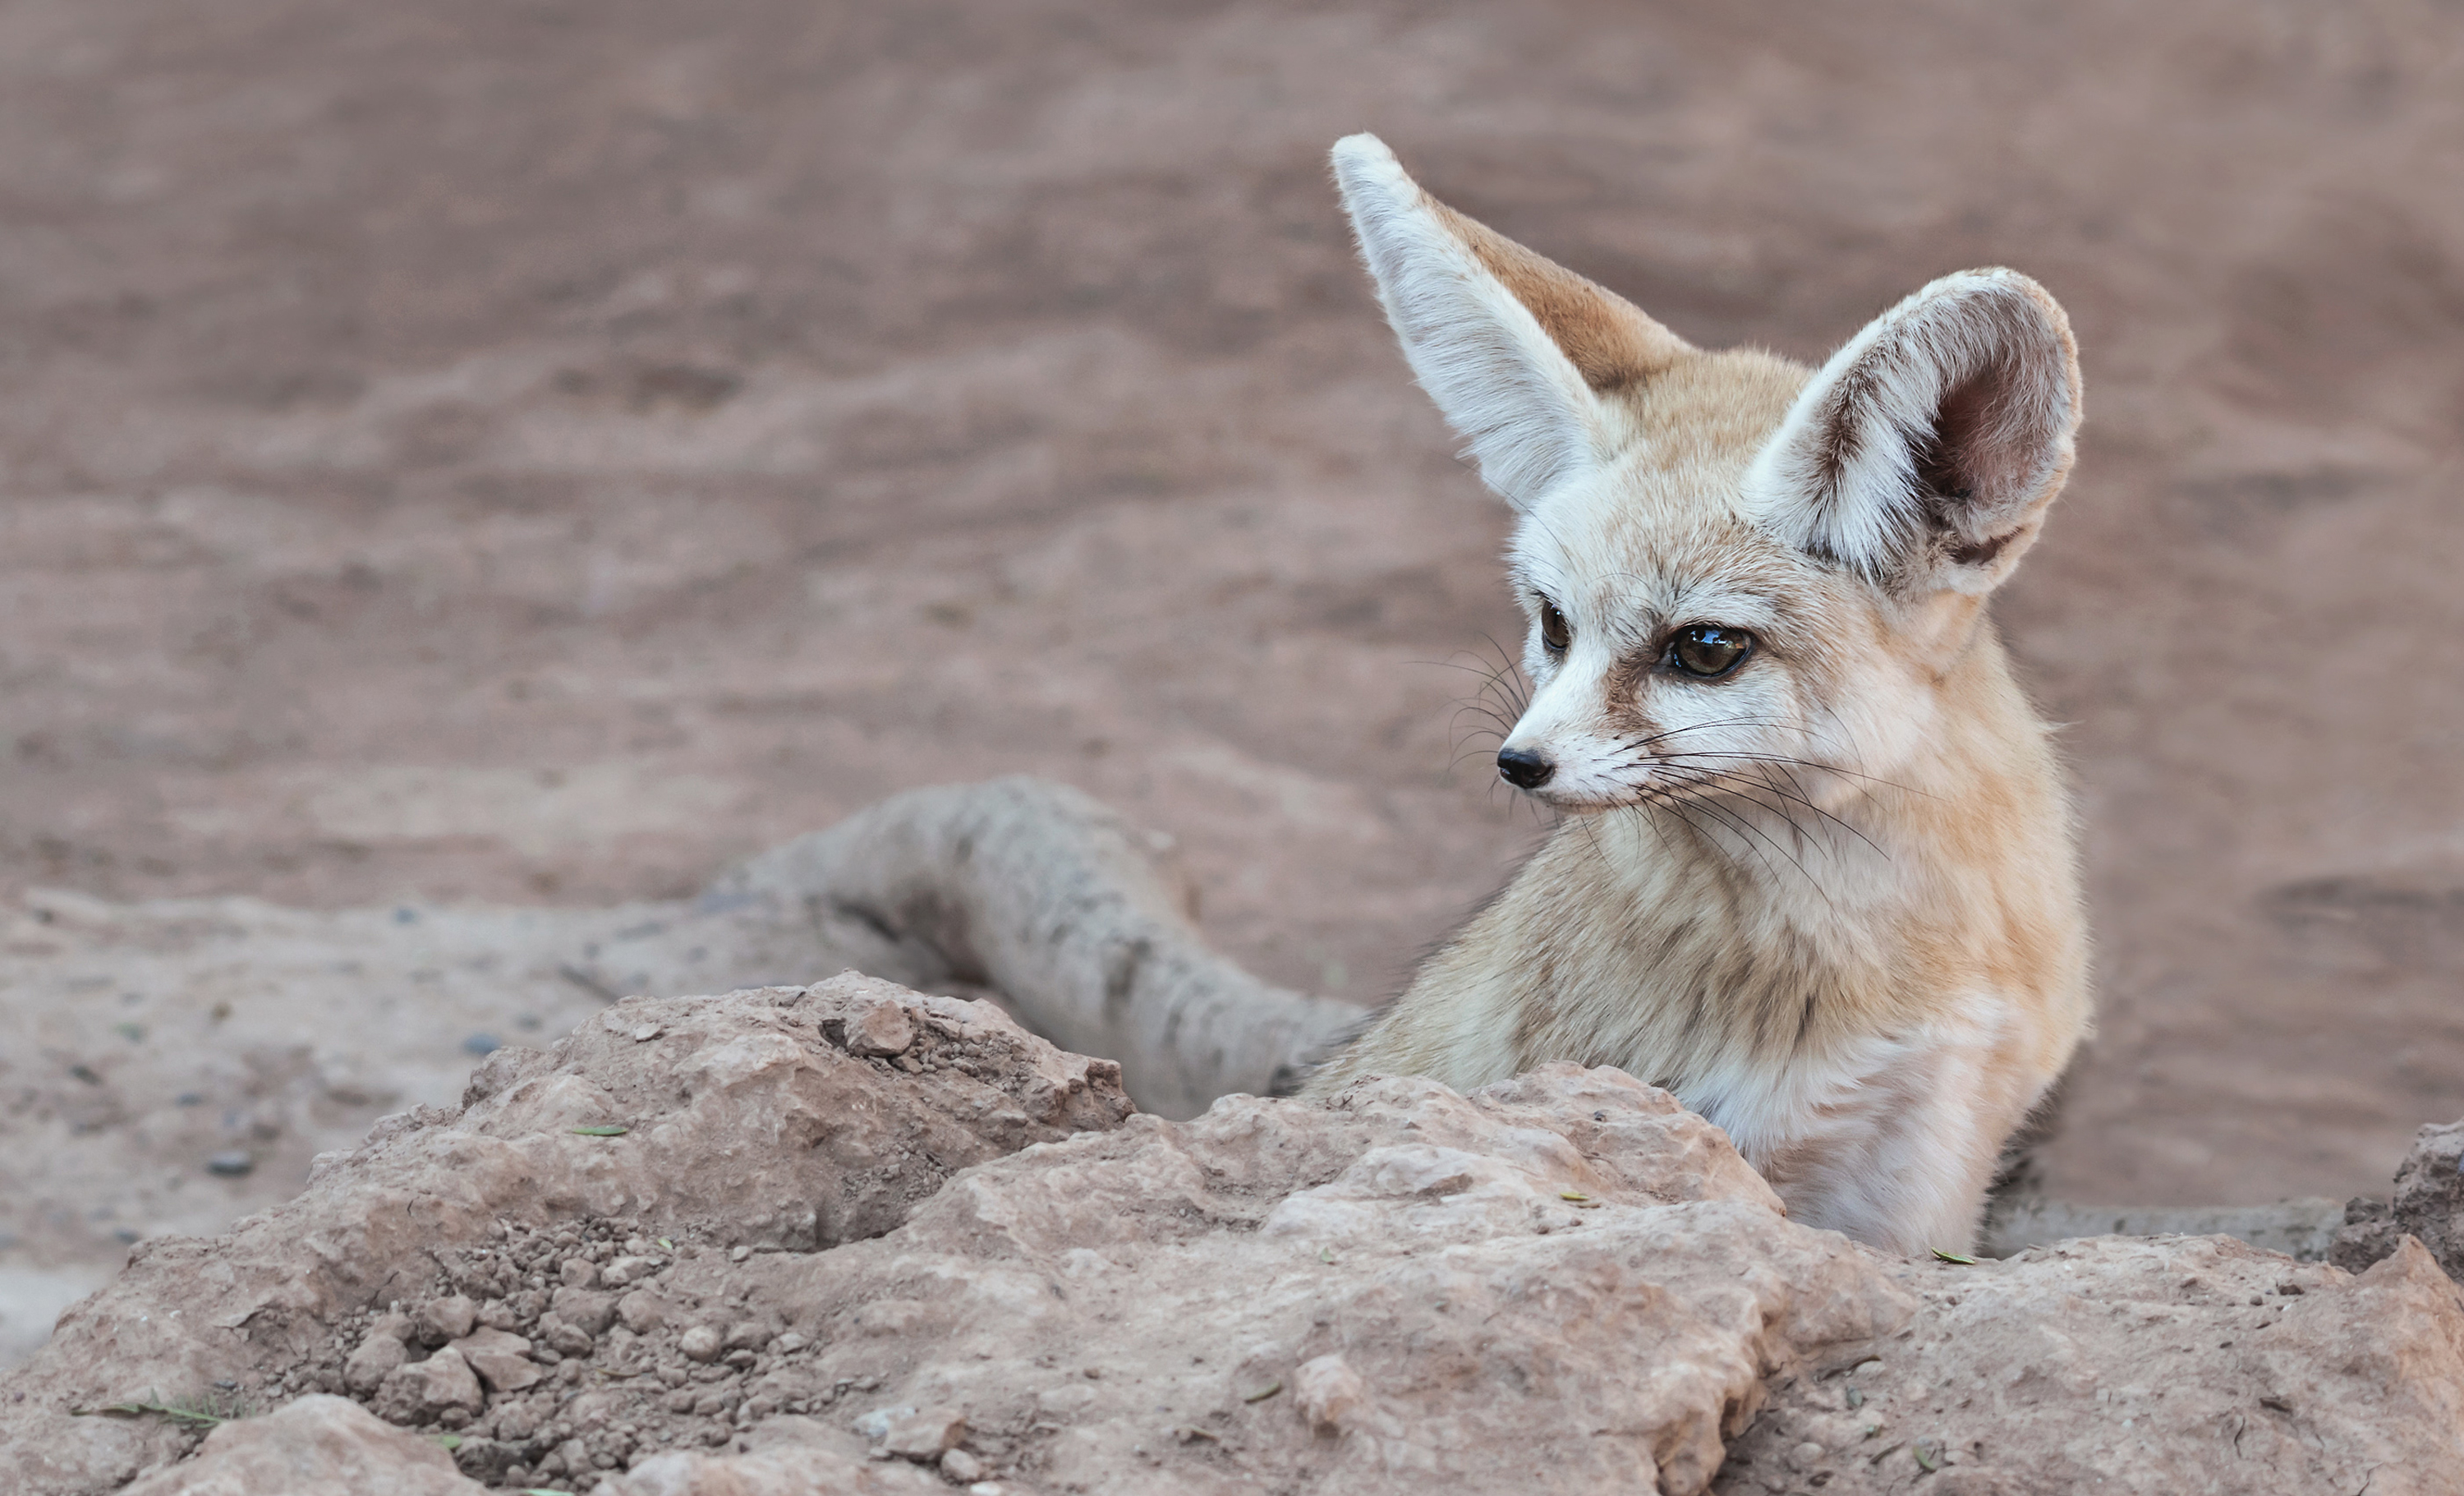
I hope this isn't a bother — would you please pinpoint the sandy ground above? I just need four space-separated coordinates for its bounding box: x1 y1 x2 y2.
2 0 2462 1356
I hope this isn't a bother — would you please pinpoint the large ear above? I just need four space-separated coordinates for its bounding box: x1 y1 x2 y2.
1331 134 1692 509
1743 269 2082 596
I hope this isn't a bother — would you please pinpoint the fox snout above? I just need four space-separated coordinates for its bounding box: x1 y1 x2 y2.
1496 747 1553 789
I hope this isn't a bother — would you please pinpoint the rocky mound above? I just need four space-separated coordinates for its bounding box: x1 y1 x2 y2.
5 976 2461 1496
2330 1118 2464 1282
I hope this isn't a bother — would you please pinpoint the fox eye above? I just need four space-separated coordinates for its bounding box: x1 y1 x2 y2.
1538 600 1571 652
1670 624 1754 679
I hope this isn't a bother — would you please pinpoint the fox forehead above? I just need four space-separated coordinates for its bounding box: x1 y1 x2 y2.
1508 348 1846 639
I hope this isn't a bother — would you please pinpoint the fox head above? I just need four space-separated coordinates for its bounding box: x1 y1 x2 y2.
1332 135 2082 820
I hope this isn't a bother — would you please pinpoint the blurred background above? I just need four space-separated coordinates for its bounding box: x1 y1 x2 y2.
2 0 2461 1354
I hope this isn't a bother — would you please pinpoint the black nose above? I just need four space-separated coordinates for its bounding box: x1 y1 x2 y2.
1496 748 1554 789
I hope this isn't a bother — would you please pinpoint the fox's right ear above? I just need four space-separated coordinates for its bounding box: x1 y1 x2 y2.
1331 135 1691 509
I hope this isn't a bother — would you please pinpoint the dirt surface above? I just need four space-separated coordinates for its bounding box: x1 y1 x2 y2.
3 0 2462 1304
10 978 2462 1496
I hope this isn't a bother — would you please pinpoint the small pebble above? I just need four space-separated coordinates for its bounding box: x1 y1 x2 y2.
462 1033 501 1056
822 994 913 1057
416 1294 480 1345
616 1290 669 1333
541 1315 595 1357
942 1449 985 1482
724 1322 773 1352
205 1151 255 1177
853 1405 917 1440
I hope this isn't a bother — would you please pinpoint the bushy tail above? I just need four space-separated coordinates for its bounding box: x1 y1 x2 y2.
709 777 1362 1118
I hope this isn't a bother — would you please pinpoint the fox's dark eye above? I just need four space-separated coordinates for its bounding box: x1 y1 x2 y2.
1671 624 1754 679
1538 600 1571 652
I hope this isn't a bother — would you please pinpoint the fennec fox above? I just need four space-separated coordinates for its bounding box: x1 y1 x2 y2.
1305 136 2091 1256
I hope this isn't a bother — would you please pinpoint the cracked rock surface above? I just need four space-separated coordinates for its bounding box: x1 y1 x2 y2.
5 978 2461 1496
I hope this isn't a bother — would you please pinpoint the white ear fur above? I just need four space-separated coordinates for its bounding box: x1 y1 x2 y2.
1744 269 2082 595
1331 135 1656 509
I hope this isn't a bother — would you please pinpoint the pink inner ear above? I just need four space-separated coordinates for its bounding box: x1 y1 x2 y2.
1901 289 2077 569
1915 375 1993 507
1920 331 2053 520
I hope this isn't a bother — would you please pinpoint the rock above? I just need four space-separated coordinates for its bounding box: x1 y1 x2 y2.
550 1285 618 1334
878 1406 966 1460
601 1254 660 1288
617 1289 670 1333
413 1294 478 1346
539 1314 594 1358
852 1404 917 1441
2329 1118 2464 1277
724 1320 774 1352
2332 1194 2404 1275
790 1065 1873 1495
341 1330 409 1394
491 1399 541 1442
559 1256 600 1289
1722 1233 2464 1494
449 1434 518 1482
117 1395 479 1495
373 1346 485 1424
7 969 1126 1496
448 1327 541 1394
10 977 2464 1496
205 1151 255 1178
821 990 913 1058
1291 1354 1365 1433
940 1447 984 1482
367 1311 416 1343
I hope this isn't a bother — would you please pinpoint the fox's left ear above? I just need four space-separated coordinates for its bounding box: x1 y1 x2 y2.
1745 269 2081 596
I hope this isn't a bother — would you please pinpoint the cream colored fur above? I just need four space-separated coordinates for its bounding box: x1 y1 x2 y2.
1307 135 2092 1256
